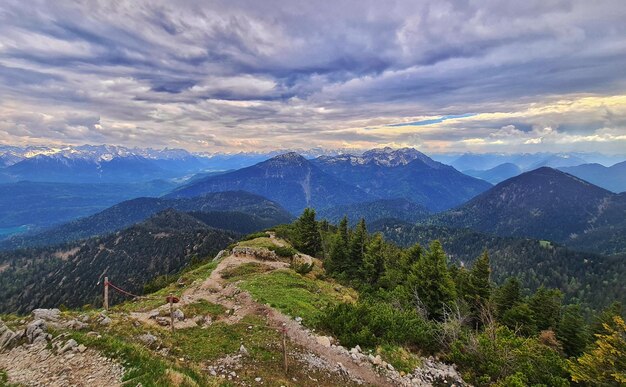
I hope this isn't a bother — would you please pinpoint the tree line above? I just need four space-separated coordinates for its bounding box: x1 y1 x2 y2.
276 208 626 386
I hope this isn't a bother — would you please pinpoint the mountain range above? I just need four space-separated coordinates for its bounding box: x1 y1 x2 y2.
0 191 292 250
312 147 492 211
170 148 492 214
559 161 626 193
167 152 374 214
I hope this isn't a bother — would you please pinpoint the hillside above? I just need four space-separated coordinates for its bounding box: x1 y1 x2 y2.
168 153 372 214
0 191 292 250
0 232 464 387
313 148 491 211
317 198 430 225
432 167 621 245
0 210 239 314
371 219 626 308
560 161 626 193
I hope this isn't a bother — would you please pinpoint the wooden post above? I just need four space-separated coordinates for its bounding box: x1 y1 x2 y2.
103 277 109 311
282 323 288 374
169 292 175 334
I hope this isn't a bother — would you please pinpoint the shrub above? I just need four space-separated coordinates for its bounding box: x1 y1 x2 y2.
447 325 569 386
241 231 269 241
290 256 314 275
269 246 297 258
320 301 437 351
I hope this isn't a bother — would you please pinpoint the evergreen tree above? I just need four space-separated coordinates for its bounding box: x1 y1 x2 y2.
407 240 457 320
362 233 386 286
529 287 563 331
293 208 321 256
502 302 537 336
494 277 522 317
326 233 348 276
338 216 349 244
557 304 589 357
468 250 491 305
347 218 367 277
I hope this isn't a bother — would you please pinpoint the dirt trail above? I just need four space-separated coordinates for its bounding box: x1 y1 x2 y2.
130 242 395 386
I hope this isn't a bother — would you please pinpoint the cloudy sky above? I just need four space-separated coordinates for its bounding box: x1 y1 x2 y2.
1 0 625 154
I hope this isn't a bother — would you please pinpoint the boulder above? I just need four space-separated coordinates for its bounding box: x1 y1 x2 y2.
77 344 87 353
172 309 185 321
239 344 249 356
138 333 158 347
59 339 78 353
65 319 89 330
155 317 170 326
26 319 48 344
315 335 332 348
0 320 16 351
32 308 61 322
98 314 112 326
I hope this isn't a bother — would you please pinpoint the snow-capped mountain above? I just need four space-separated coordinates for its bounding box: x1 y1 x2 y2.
315 147 442 168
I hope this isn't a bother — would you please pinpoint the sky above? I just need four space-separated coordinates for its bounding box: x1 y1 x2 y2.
0 0 626 154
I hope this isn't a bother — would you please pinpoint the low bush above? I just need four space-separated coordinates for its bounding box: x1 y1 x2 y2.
319 301 437 351
269 245 297 258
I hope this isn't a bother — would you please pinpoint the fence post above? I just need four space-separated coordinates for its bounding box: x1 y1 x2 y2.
104 277 109 311
282 323 288 374
169 292 175 334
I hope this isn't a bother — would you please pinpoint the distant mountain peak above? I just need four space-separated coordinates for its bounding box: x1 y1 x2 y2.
317 147 439 168
260 152 309 168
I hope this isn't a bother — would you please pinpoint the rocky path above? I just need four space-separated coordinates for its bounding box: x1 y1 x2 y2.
131 244 396 386
0 342 123 387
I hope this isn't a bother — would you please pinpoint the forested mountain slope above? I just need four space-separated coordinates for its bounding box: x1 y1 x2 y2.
0 191 291 250
313 147 492 211
168 153 372 214
432 167 626 254
0 210 239 314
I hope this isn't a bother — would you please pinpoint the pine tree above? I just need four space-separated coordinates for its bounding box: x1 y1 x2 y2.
338 216 349 244
494 277 522 317
557 304 589 357
468 250 491 305
293 208 321 256
347 218 367 277
529 287 563 331
362 233 385 286
407 240 457 320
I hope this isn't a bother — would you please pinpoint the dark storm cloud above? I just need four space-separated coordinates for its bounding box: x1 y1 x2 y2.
0 0 625 152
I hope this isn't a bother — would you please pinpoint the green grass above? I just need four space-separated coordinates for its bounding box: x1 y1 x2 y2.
182 299 225 318
238 237 278 249
166 315 279 363
239 269 357 326
68 330 214 386
378 344 422 373
0 370 19 387
114 261 220 313
221 262 273 280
